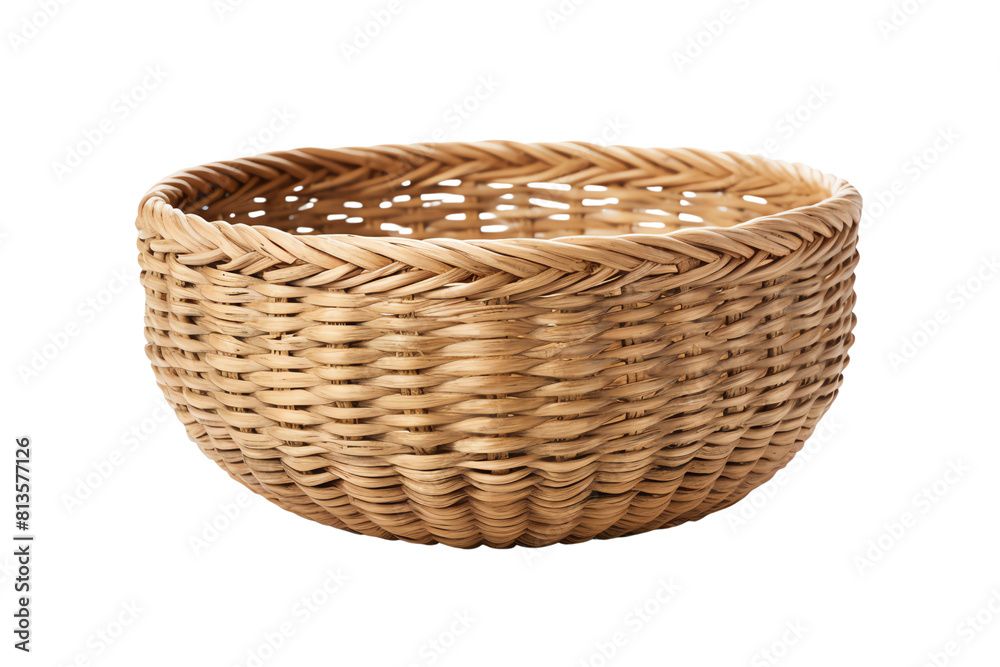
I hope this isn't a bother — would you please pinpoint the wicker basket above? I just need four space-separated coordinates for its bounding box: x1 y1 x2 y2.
136 142 860 548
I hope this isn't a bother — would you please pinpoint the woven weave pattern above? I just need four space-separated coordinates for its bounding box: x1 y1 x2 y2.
136 142 861 548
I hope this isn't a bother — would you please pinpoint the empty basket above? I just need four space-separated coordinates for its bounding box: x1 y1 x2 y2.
136 142 861 548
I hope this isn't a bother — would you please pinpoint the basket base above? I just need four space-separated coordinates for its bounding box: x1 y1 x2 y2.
174 393 834 548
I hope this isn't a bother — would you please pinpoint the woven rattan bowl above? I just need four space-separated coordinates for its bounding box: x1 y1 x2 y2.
137 142 860 548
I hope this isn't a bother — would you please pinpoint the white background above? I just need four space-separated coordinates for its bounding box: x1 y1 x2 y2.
2 0 999 665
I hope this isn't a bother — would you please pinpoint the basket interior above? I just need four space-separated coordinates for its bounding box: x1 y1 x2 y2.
181 152 829 240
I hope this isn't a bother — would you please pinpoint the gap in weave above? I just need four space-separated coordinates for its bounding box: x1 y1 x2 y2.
181 165 825 241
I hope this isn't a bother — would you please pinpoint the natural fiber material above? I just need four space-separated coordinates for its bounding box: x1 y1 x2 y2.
136 142 861 548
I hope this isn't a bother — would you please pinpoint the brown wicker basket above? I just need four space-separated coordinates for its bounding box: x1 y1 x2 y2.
136 142 860 548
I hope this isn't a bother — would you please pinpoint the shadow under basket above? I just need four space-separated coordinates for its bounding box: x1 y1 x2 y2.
136 142 861 548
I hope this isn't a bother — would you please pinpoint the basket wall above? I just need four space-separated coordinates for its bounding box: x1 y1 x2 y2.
136 143 861 547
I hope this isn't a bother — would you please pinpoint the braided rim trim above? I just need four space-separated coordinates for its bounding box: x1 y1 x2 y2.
136 142 861 276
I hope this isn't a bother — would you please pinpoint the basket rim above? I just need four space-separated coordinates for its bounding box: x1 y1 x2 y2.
136 141 862 272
